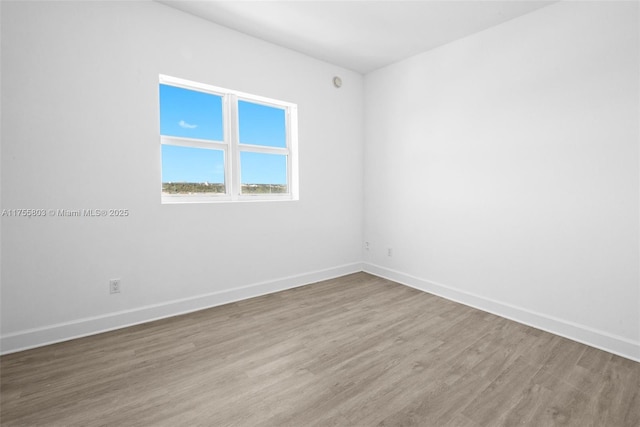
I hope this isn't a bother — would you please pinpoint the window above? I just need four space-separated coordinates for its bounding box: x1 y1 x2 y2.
159 75 298 203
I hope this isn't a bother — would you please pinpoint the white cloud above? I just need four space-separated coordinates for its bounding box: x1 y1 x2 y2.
179 120 198 129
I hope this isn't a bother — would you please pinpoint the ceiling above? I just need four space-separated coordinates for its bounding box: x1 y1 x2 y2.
157 1 555 74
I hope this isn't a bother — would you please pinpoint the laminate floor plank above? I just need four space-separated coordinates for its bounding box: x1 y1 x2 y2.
1 272 638 426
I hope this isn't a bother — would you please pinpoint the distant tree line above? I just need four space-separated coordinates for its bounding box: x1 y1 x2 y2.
162 182 287 195
162 182 225 194
241 184 287 194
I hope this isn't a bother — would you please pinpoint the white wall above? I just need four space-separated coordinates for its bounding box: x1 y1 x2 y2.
0 1 364 352
364 1 639 360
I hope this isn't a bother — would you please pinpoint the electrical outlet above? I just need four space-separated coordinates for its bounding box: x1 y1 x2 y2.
109 279 121 294
365 242 370 251
387 248 393 257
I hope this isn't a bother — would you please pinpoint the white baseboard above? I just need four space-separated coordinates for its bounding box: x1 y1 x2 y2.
0 262 363 355
363 263 640 363
4 262 638 363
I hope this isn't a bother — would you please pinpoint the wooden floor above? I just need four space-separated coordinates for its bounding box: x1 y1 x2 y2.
1 273 638 426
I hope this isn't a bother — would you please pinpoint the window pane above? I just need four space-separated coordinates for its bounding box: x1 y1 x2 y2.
162 145 225 194
240 152 288 194
238 100 286 148
160 84 223 141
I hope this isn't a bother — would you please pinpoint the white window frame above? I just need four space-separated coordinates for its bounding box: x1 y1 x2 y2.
159 74 299 203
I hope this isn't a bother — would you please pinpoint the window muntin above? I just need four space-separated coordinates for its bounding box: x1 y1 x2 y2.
159 75 298 203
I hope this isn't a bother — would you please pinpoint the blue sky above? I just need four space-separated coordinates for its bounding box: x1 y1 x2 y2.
160 84 287 185
238 100 286 148
160 84 223 141
161 145 225 183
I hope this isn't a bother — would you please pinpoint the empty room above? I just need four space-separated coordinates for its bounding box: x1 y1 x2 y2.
1 0 638 425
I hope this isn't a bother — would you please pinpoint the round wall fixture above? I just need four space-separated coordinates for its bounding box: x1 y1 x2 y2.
333 76 342 88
